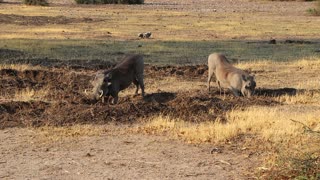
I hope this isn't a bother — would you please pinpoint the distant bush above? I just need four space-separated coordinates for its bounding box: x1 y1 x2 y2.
260 0 316 1
307 0 320 15
74 0 144 4
23 0 48 6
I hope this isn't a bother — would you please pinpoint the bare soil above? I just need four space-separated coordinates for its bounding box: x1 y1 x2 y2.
0 126 262 179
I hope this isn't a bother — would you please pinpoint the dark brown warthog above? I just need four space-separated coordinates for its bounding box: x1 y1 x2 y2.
87 54 145 104
207 53 256 97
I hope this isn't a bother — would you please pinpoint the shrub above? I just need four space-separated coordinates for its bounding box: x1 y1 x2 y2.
74 0 144 4
23 0 48 6
307 0 320 16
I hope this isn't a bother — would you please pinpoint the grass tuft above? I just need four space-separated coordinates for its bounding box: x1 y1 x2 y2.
0 64 42 71
277 90 320 104
13 87 49 102
33 125 106 142
307 0 320 16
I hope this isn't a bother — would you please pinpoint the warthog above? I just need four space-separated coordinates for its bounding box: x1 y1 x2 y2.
87 54 145 104
207 53 256 97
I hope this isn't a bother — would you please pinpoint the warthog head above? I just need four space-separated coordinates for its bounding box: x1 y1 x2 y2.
98 73 112 98
242 75 256 97
85 73 111 100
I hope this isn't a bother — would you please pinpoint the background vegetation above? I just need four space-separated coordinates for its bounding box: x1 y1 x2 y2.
74 0 144 4
1 39 319 66
23 0 48 6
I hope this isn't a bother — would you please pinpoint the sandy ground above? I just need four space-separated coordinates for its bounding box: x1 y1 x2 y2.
0 127 261 180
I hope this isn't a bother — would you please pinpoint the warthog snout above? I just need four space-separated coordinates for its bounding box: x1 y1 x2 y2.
242 75 256 98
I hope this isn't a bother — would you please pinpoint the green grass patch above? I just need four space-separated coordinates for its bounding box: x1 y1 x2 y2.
0 39 319 66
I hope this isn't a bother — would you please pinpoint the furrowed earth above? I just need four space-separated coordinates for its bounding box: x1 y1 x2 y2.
0 63 297 179
0 64 285 129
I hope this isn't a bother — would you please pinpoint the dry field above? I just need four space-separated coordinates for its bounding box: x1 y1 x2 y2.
0 0 320 179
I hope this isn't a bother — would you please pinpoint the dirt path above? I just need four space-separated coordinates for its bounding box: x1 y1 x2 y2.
0 127 260 179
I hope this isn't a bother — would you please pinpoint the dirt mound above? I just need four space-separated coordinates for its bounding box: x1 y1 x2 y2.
0 66 280 129
146 65 208 79
0 91 278 129
0 68 94 99
0 101 50 128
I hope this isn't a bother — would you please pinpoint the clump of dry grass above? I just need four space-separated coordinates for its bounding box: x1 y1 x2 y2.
278 90 320 104
0 64 42 71
13 87 49 102
237 57 320 70
137 115 240 143
33 125 106 142
137 105 320 144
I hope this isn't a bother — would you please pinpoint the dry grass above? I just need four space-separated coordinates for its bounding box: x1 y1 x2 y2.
13 87 49 102
32 124 107 143
0 1 319 40
278 90 320 104
0 64 43 71
136 115 238 143
237 57 320 70
136 104 320 144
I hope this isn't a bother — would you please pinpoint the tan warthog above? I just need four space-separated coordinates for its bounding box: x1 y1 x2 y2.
207 53 256 97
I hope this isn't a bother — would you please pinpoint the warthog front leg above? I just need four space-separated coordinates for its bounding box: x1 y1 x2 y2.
231 88 240 97
136 74 145 97
110 93 118 104
207 70 214 92
112 96 118 104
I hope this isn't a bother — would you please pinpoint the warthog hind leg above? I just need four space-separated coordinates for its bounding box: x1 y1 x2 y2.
133 78 139 95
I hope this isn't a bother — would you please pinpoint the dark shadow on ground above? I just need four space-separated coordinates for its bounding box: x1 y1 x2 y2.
255 88 298 97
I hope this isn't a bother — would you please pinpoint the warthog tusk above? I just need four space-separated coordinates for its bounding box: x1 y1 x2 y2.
84 89 89 95
99 90 104 97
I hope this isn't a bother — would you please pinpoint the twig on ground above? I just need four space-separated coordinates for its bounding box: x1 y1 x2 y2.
290 119 320 135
